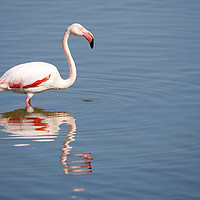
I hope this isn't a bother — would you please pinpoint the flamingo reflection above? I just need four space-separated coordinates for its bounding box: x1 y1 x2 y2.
0 106 93 175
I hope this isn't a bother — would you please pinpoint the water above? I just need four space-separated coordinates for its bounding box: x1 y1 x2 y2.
0 0 200 199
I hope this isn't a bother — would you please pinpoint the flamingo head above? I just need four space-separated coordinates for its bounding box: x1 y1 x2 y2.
67 23 94 49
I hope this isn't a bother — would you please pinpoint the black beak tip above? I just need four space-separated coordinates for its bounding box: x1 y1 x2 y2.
90 38 94 49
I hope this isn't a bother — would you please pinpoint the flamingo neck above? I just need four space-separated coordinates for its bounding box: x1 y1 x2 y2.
61 31 77 89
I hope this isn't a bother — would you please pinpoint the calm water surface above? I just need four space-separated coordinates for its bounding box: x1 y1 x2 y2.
0 0 200 199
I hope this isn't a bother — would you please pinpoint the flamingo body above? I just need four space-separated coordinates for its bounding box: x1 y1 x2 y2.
0 62 59 93
0 23 94 106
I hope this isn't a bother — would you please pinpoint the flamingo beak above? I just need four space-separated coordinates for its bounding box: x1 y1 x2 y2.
90 36 94 49
82 29 94 49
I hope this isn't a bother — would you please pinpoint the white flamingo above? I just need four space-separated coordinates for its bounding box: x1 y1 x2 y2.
0 23 94 106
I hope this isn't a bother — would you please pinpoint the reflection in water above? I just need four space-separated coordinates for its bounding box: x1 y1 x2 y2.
0 106 93 175
71 187 91 200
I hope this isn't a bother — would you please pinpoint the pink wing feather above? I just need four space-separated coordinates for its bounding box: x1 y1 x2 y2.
0 62 58 88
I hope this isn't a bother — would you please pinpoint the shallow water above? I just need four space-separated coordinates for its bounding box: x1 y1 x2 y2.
0 0 200 199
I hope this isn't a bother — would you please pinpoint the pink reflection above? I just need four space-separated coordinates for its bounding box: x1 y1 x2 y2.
60 116 93 175
71 187 91 200
0 107 67 141
0 106 93 175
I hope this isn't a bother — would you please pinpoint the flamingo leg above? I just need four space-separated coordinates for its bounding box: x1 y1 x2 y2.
25 93 34 107
25 97 31 107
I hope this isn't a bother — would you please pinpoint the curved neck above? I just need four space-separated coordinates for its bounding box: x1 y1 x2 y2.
61 31 77 88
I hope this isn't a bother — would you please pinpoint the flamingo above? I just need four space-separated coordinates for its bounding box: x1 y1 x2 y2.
0 23 94 106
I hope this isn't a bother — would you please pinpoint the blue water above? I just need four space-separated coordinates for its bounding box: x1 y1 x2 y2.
0 0 200 199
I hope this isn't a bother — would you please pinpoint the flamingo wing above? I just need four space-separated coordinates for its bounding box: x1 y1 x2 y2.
0 62 57 89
